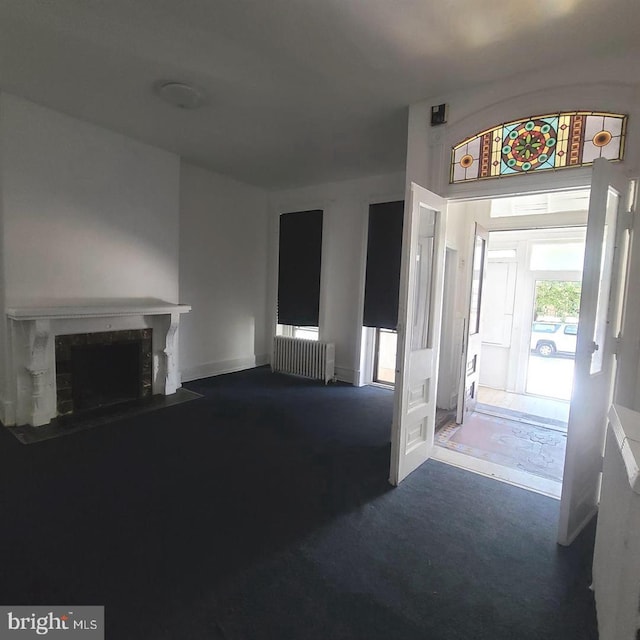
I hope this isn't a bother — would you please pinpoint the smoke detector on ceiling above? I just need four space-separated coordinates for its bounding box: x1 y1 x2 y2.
154 81 206 109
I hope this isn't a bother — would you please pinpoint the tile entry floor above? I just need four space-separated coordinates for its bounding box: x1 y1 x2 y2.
477 386 570 425
436 411 567 483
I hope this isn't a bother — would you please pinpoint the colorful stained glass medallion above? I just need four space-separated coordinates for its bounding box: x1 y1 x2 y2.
451 111 627 183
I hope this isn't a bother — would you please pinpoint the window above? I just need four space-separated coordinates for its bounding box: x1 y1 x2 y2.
532 323 560 334
530 241 586 271
490 189 590 218
363 201 404 330
277 209 323 328
451 111 627 183
276 324 319 341
293 326 318 341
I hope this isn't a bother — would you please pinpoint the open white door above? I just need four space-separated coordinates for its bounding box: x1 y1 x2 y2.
389 183 447 485
456 223 488 423
558 158 629 546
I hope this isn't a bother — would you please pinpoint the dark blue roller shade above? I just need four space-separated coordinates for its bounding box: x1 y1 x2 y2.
278 210 323 326
363 201 404 330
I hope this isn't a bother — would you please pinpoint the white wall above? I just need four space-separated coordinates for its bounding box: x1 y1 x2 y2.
269 171 405 383
179 162 269 381
0 93 180 307
0 94 273 409
0 93 183 423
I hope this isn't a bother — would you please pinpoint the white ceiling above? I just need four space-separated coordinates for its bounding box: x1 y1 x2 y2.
0 0 638 189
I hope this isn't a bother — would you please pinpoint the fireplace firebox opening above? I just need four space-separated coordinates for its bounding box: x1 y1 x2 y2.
55 329 152 416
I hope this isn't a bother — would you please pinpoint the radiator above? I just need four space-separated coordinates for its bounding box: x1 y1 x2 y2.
272 336 335 384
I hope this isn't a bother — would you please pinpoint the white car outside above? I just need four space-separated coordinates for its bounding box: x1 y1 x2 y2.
530 322 578 357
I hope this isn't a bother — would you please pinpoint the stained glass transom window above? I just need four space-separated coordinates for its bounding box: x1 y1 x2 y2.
450 111 627 183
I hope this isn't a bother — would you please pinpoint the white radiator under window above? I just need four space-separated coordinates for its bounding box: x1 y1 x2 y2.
272 336 335 384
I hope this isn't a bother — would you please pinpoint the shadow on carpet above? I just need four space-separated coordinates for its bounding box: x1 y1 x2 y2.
4 388 203 444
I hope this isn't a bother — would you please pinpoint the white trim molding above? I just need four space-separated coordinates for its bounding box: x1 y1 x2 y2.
335 366 357 385
181 354 269 383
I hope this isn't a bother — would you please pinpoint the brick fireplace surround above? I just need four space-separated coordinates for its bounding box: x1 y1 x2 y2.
4 300 191 427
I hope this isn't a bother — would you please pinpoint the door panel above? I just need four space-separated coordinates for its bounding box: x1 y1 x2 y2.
457 223 489 423
389 183 447 485
558 158 629 546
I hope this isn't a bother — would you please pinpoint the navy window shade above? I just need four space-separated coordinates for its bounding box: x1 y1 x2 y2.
277 209 323 326
363 201 404 330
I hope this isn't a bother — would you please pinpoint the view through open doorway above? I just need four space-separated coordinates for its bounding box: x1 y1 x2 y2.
434 189 590 497
374 328 397 386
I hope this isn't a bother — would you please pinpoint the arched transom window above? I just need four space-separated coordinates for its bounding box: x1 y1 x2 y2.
451 111 627 183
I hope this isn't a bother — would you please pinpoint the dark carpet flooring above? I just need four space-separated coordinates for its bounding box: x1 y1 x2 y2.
0 367 598 639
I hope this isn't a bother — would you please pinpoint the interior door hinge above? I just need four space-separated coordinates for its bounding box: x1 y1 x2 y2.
622 210 634 232
613 332 623 358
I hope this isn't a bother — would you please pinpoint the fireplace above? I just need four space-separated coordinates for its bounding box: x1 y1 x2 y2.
4 300 191 427
55 329 153 416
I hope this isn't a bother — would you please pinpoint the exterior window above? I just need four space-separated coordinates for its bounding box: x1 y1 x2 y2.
293 326 318 341
276 325 319 341
451 111 627 183
373 328 397 386
530 241 586 271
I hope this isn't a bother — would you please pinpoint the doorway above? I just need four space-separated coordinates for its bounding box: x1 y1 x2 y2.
433 190 591 497
389 158 629 546
478 227 586 424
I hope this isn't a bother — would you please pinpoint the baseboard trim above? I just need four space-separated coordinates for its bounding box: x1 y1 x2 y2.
335 366 356 385
181 354 269 383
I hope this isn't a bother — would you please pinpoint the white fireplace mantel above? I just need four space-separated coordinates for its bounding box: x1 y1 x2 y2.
7 301 191 321
4 299 191 427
